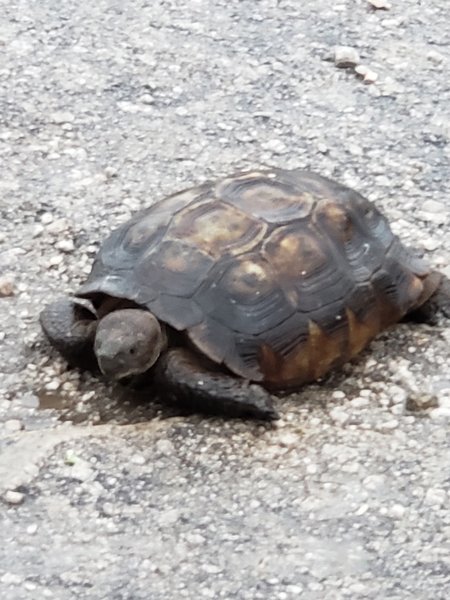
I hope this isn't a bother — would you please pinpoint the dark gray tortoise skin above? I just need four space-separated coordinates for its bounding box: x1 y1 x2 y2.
40 168 450 419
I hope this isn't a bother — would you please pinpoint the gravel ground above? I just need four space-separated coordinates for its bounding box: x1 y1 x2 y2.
1 0 450 598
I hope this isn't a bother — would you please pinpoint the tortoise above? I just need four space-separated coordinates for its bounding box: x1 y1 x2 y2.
40 168 450 419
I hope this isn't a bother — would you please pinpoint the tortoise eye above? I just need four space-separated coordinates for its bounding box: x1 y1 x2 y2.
129 347 136 355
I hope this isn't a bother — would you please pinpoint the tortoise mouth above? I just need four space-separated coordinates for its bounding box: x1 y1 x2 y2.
97 353 156 381
97 354 130 380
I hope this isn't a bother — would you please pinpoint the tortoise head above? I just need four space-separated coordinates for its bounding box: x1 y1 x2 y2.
94 309 166 380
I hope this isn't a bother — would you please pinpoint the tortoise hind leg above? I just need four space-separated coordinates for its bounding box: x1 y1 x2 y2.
406 275 450 325
153 347 279 420
39 298 99 372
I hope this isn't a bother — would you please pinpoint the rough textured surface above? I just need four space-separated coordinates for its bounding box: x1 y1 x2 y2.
1 0 449 598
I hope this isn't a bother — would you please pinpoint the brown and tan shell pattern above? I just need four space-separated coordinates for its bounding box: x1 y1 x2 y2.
77 169 439 388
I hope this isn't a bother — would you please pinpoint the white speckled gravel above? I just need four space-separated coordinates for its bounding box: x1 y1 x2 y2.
1 1 449 599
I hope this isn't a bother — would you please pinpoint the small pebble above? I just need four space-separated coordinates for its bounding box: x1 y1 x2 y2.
175 106 188 116
277 431 299 447
155 439 174 455
424 488 446 507
389 503 406 519
45 379 61 391
32 224 44 237
363 474 386 491
51 111 75 124
354 504 369 517
306 463 317 475
159 508 180 526
131 454 146 465
406 392 439 412
4 419 23 431
348 583 369 595
350 396 369 408
427 50 444 65
421 199 446 213
0 275 15 297
117 101 144 114
67 459 95 482
1 572 22 584
3 490 25 505
368 0 391 9
26 524 38 535
422 238 440 252
379 418 399 431
334 46 360 68
24 582 37 591
355 64 379 84
46 218 69 235
329 407 349 425
419 212 447 225
201 564 222 574
139 93 155 105
40 212 53 225
104 166 118 178
101 502 116 516
286 585 303 594
55 239 75 253
186 532 206 545
262 139 287 154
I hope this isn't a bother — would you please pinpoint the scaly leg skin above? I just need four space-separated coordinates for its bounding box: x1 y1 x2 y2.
407 275 450 325
39 298 99 372
153 347 279 421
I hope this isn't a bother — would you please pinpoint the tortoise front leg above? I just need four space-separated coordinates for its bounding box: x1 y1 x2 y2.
153 347 279 421
39 298 99 372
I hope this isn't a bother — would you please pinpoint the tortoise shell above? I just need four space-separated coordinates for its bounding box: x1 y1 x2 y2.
77 168 436 387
